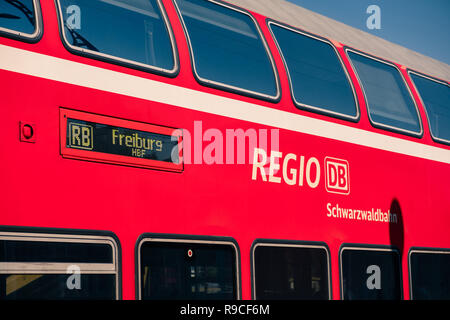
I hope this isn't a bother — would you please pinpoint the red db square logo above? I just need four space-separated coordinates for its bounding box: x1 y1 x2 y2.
325 157 350 195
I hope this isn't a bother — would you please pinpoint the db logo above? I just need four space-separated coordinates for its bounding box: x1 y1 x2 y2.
325 157 350 195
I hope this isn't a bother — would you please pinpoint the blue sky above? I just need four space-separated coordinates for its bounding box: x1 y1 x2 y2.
285 0 450 65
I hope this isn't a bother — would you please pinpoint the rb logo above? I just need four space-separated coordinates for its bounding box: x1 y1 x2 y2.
325 157 350 195
69 122 93 150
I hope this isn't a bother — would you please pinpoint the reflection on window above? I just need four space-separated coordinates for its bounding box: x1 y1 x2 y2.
409 73 450 144
57 0 176 73
1 274 116 300
174 0 279 99
409 250 450 300
348 51 422 135
0 233 118 300
340 247 402 300
0 0 38 36
139 239 237 299
270 23 357 119
253 243 330 300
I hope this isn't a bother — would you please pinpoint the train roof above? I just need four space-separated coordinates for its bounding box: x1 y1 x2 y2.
226 0 450 82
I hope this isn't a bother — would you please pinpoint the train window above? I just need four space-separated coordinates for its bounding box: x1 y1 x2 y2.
347 50 422 136
0 0 42 41
252 241 331 300
56 0 178 75
269 22 358 121
174 0 280 100
409 249 450 299
137 236 239 300
0 231 120 300
340 246 402 300
409 72 450 145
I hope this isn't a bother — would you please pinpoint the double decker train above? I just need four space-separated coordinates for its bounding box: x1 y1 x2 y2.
0 0 449 300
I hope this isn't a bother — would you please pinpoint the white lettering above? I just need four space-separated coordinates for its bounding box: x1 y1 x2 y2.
306 157 320 188
252 148 267 181
268 151 282 183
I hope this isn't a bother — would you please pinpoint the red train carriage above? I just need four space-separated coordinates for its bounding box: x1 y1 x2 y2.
0 0 449 300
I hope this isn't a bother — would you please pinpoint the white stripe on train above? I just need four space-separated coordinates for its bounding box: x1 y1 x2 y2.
1 44 449 164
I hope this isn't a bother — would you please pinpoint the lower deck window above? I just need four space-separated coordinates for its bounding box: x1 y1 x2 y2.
0 274 115 300
252 242 331 300
340 246 402 300
409 249 450 299
138 236 239 300
0 231 119 300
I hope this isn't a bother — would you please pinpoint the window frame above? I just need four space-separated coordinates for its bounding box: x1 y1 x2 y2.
172 0 281 102
345 47 424 138
0 0 43 43
407 69 450 146
339 244 403 300
0 226 121 300
268 19 359 122
250 239 332 300
55 0 180 77
408 247 450 300
135 233 241 300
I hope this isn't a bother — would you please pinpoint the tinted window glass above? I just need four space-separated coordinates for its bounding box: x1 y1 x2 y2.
0 240 112 263
348 51 421 134
0 274 115 300
140 240 237 300
0 235 118 300
270 23 357 119
175 0 278 98
58 0 176 72
410 73 450 143
253 244 330 300
410 250 450 299
341 248 401 300
0 0 37 35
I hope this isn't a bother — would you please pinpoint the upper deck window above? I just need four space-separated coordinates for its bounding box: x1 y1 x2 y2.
174 0 279 100
56 0 177 75
409 72 450 145
0 0 42 41
269 22 358 120
347 50 422 136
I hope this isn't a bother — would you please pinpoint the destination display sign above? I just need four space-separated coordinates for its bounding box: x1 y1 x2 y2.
60 109 182 172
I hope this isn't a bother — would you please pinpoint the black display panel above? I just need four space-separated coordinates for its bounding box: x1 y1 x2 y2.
66 118 179 164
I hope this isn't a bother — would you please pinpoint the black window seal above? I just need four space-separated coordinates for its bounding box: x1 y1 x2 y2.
407 69 450 146
172 0 281 103
407 247 450 300
338 243 403 300
0 0 43 43
135 233 241 300
345 47 424 138
0 225 122 300
54 0 180 78
267 19 360 123
250 238 332 300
